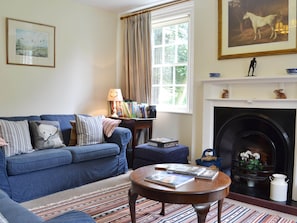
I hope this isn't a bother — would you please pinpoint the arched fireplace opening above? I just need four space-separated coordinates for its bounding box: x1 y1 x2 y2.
214 107 295 202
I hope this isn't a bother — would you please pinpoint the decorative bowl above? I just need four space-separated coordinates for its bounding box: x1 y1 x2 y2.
209 72 221 78
286 68 297 74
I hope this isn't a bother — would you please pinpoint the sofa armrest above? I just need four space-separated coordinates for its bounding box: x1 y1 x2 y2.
105 127 132 151
0 148 11 197
44 210 95 223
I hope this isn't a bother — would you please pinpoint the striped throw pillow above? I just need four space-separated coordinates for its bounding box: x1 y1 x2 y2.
102 117 121 137
0 120 34 157
75 115 104 146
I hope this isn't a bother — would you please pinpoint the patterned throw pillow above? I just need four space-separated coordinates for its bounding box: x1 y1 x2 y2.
75 115 104 146
0 120 34 157
29 121 65 149
102 117 121 137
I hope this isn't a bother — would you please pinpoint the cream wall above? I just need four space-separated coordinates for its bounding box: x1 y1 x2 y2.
0 0 118 116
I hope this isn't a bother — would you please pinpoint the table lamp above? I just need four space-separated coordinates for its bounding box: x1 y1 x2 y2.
107 88 123 118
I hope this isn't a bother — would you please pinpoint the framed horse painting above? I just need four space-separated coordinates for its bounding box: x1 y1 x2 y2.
218 0 297 59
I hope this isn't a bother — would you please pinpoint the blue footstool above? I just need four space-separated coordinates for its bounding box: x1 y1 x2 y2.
133 143 189 169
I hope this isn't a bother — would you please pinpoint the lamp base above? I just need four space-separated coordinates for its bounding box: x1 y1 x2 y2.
110 112 119 118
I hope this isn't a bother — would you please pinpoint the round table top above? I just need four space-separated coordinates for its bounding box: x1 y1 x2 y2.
129 164 231 204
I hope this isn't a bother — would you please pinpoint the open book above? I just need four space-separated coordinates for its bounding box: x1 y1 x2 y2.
144 171 194 188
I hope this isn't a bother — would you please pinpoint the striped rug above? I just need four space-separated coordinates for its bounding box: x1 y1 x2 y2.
30 182 296 223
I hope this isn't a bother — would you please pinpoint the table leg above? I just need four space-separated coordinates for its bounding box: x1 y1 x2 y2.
160 202 165 215
217 199 224 223
128 189 138 223
192 203 210 223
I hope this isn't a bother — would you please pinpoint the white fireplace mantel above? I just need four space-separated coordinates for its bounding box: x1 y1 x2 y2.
201 75 297 201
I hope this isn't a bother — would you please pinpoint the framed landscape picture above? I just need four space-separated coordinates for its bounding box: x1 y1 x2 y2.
6 18 55 67
218 0 297 59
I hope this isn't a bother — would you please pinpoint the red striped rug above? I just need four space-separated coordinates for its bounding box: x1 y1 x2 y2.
30 182 296 223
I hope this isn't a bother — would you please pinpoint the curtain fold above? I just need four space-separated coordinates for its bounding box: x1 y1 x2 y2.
122 12 152 104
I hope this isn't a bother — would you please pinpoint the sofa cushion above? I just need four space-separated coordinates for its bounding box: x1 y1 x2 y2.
75 115 104 146
102 117 122 137
40 114 76 146
6 149 72 176
0 120 34 157
66 143 120 163
29 121 65 149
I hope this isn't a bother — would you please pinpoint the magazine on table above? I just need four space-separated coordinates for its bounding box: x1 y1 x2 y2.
196 168 219 180
154 164 219 180
144 171 195 188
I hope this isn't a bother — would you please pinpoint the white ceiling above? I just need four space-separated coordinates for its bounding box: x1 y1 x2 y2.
75 0 175 13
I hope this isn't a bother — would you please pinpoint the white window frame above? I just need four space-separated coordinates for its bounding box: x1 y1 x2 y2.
151 1 194 114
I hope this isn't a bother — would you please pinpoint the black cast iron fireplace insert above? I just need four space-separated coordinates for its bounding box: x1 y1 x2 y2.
213 107 295 203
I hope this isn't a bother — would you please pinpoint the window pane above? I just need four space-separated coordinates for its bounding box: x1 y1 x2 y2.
165 45 175 63
164 26 176 44
178 23 188 42
153 28 162 45
154 47 162 64
176 66 187 84
175 86 186 105
162 67 173 84
152 86 160 104
177 44 188 63
152 67 161 84
161 86 173 104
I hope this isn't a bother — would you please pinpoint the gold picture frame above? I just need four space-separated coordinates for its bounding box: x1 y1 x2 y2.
218 0 297 59
6 18 55 67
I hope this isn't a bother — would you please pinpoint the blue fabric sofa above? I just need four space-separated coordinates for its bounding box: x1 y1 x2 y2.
0 114 132 203
0 189 95 223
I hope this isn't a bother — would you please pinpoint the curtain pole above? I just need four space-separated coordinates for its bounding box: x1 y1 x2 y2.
120 0 190 20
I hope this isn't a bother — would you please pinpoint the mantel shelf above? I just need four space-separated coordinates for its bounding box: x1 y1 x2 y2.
205 98 297 102
201 75 297 84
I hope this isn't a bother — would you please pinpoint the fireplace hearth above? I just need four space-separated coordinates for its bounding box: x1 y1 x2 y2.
213 107 295 204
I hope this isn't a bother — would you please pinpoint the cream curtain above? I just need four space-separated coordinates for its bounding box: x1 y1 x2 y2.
121 12 152 104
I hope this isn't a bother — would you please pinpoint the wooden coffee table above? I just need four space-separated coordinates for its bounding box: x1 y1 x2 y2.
128 164 231 223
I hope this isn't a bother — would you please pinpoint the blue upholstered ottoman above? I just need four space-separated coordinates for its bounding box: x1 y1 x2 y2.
133 143 189 169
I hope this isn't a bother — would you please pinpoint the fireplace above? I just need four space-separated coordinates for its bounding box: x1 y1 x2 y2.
213 107 295 201
201 76 297 206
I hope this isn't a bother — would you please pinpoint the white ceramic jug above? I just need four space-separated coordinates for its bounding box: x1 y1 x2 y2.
269 174 288 202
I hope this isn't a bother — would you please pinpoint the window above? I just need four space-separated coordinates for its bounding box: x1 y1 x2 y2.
151 2 194 113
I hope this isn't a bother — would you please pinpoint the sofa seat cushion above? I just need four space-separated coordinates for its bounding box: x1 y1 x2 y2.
66 143 120 163
7 149 72 176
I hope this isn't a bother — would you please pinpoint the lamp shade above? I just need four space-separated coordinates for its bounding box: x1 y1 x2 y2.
107 89 123 101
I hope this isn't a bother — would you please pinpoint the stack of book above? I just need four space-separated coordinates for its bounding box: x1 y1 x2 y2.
147 137 179 148
155 164 219 180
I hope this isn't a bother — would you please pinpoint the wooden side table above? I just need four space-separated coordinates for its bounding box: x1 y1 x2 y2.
113 117 155 161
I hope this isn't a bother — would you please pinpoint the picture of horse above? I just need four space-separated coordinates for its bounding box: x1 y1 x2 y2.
228 0 288 47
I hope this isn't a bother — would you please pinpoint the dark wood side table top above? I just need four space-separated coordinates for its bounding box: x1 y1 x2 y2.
128 164 231 223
